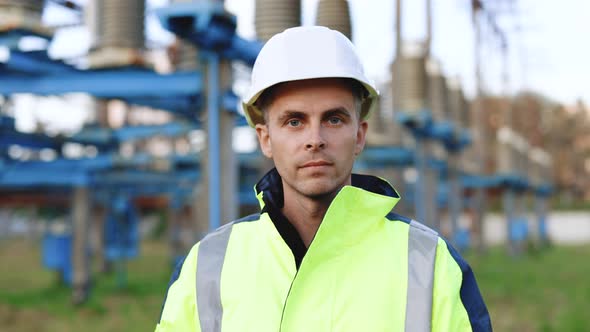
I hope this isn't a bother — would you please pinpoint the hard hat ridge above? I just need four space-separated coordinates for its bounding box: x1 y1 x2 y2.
242 25 379 127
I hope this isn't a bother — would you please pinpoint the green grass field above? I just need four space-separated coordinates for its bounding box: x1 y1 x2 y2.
1 239 589 331
465 245 590 332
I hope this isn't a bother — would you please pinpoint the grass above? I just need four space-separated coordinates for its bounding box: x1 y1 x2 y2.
0 238 171 332
1 239 589 331
465 245 590 332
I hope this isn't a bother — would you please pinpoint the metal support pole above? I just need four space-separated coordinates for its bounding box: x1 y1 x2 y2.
219 59 238 223
503 188 516 254
535 195 548 246
206 52 221 231
513 192 528 254
71 186 90 305
167 195 184 267
414 138 438 229
111 194 129 289
448 154 464 248
471 3 487 253
425 156 439 230
414 138 427 224
92 205 109 273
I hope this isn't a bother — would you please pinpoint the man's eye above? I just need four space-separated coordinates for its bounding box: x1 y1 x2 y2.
288 119 301 127
328 117 342 125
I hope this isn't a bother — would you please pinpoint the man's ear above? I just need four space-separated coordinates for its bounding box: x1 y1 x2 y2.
354 120 368 156
255 123 273 158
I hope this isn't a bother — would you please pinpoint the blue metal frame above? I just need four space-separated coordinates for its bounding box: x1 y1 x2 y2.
1 49 78 75
356 145 414 168
1 128 63 150
156 2 262 67
0 69 202 98
0 5 267 291
0 29 51 49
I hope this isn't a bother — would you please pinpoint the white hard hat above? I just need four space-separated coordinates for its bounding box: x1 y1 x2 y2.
242 26 379 127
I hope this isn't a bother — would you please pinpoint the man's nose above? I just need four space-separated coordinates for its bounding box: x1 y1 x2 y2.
305 125 326 151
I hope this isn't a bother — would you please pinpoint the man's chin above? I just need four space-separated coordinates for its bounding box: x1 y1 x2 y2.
299 181 343 200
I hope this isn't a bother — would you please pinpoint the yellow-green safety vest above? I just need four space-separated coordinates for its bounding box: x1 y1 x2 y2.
156 171 491 332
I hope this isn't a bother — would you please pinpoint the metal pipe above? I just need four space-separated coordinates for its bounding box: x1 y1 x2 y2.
414 140 427 224
206 52 221 231
535 195 548 245
71 186 90 304
503 188 516 254
471 2 487 253
448 155 463 246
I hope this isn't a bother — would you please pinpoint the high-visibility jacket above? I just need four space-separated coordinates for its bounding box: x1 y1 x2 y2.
156 169 492 332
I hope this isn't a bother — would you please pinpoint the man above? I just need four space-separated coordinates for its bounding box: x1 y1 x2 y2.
156 26 492 332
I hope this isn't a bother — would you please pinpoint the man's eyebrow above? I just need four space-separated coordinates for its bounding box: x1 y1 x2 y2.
277 110 306 123
323 107 352 119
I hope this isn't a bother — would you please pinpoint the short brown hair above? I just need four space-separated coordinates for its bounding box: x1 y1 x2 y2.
255 78 366 123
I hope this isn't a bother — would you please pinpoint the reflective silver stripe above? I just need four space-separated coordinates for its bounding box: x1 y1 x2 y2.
196 222 234 332
405 219 439 332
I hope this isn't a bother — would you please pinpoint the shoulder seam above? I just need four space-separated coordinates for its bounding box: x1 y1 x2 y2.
233 213 261 224
409 219 439 237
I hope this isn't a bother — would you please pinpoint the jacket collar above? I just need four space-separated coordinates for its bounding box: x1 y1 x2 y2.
254 168 402 260
254 168 401 210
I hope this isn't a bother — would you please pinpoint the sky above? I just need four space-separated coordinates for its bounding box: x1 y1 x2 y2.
224 0 589 106
42 0 589 106
11 0 587 135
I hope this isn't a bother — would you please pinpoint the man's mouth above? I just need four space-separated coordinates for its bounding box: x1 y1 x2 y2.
301 160 332 168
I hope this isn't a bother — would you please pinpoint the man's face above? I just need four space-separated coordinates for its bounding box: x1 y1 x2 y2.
255 78 368 201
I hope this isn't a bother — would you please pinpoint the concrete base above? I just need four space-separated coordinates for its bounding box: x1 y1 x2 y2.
0 7 52 37
86 47 149 69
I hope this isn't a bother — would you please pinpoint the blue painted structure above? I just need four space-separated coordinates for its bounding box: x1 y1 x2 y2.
396 110 453 230
42 231 73 284
156 2 263 231
0 23 204 287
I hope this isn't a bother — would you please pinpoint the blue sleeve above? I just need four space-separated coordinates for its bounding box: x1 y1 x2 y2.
446 241 493 331
158 255 186 324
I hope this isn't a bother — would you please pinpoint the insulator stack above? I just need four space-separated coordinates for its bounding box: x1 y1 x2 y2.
392 48 428 115
92 0 145 49
0 0 43 12
0 0 46 34
446 78 465 128
509 131 528 175
530 148 552 187
374 79 404 146
171 0 199 71
496 126 515 173
461 95 471 130
315 0 352 40
85 0 146 68
426 60 448 122
366 97 392 146
255 0 301 42
174 41 200 70
462 96 479 173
